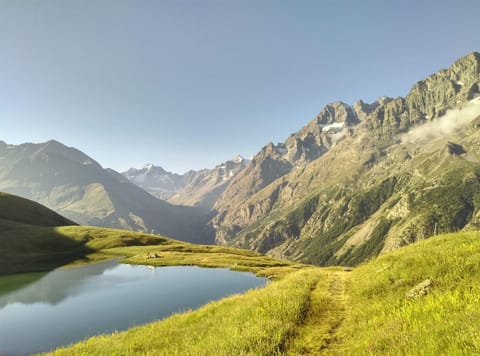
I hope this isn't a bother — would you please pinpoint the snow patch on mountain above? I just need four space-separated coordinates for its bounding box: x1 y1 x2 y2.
122 155 249 203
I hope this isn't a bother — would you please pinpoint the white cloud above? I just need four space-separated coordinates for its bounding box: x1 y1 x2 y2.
402 101 480 144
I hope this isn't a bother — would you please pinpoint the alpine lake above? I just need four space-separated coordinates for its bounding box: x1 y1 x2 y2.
0 260 267 355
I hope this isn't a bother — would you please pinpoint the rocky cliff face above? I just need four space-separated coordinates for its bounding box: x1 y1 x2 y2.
209 101 360 244
206 52 480 265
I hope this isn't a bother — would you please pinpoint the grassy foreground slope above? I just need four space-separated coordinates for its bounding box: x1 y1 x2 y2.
46 231 480 355
337 231 480 355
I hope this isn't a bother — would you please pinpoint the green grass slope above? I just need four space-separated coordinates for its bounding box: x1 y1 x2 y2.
337 231 480 355
0 222 297 276
0 192 76 227
0 191 297 278
44 231 480 355
0 223 169 275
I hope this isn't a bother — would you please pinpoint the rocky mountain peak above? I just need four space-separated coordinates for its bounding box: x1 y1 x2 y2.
353 100 380 121
125 164 169 176
451 51 480 75
122 155 248 209
256 142 286 160
122 164 182 200
40 139 68 153
23 140 100 168
314 101 358 126
207 51 480 264
233 155 246 164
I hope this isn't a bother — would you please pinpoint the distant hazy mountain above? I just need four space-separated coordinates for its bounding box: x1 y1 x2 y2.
0 140 208 243
204 52 480 265
123 156 248 210
123 164 185 200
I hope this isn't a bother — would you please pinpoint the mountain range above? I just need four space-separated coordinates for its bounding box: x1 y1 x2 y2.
205 52 480 264
2 51 480 265
0 140 208 243
122 155 248 209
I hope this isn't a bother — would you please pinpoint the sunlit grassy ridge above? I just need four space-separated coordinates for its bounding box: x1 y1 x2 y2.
0 223 169 274
106 243 300 277
0 192 76 227
336 231 480 355
0 223 297 277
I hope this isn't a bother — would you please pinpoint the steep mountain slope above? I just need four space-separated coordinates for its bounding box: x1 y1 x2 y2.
0 140 208 243
206 52 480 265
210 101 357 231
124 156 248 209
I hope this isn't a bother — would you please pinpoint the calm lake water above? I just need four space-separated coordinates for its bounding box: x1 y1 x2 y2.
0 260 267 355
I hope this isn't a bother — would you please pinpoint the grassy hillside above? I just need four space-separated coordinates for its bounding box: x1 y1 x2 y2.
0 192 76 227
336 231 480 354
0 191 296 276
43 231 480 355
0 222 297 276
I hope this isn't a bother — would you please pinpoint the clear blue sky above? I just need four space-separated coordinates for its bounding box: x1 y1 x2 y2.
1 0 479 173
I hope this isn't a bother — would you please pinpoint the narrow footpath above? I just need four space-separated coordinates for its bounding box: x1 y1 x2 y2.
286 269 350 355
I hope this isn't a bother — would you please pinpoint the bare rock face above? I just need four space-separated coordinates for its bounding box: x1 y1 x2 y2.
206 52 480 265
285 101 358 163
445 142 466 156
405 279 433 300
353 99 380 121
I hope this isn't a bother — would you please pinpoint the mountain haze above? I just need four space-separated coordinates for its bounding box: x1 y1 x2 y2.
0 140 207 243
123 164 184 200
123 156 248 210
